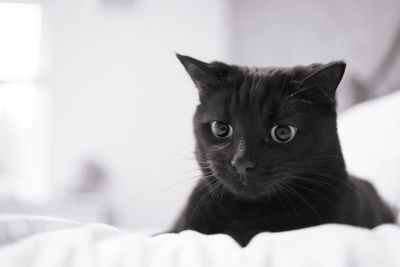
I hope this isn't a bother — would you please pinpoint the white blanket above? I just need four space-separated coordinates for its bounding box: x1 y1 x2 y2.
0 216 399 267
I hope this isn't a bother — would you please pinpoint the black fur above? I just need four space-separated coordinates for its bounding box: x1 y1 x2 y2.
170 54 395 246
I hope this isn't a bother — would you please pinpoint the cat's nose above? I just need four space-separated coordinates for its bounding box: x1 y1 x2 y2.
231 159 255 175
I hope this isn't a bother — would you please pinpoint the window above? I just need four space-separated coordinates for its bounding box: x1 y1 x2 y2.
0 3 48 201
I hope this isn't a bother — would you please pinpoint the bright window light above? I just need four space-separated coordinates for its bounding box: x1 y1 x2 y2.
0 3 42 81
0 3 47 202
0 83 37 129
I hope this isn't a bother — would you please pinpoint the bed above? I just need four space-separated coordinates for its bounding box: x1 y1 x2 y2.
0 91 399 267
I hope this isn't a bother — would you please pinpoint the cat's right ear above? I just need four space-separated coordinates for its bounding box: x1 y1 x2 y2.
176 53 219 101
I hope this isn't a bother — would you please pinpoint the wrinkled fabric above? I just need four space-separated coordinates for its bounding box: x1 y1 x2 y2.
0 216 399 267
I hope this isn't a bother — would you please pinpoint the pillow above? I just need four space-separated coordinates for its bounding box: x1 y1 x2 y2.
338 91 400 211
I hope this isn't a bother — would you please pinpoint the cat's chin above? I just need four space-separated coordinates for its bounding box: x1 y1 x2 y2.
217 175 279 201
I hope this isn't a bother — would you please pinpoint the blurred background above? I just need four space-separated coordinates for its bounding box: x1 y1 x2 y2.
0 0 399 231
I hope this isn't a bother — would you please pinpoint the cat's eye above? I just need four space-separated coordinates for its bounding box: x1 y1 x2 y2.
270 125 297 143
210 121 233 139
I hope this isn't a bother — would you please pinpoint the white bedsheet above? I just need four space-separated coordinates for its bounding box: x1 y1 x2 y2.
0 216 399 267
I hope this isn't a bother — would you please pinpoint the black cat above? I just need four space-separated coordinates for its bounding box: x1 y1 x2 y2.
170 54 395 246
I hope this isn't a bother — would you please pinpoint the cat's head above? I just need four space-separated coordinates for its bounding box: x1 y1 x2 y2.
177 54 346 200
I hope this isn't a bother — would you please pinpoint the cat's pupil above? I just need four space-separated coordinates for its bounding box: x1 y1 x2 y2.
211 121 231 138
276 126 291 141
214 122 228 136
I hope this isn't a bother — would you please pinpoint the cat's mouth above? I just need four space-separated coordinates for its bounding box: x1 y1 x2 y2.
207 160 284 200
220 175 282 200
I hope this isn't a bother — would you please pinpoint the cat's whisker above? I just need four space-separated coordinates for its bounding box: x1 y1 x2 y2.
189 179 220 224
155 175 203 195
155 169 215 191
286 179 338 208
146 133 195 154
144 149 194 158
203 180 224 210
278 182 321 223
291 174 358 195
157 168 203 178
275 181 298 216
273 182 291 216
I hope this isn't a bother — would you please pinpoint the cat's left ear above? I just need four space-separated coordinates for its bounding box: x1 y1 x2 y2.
176 53 220 101
297 61 346 105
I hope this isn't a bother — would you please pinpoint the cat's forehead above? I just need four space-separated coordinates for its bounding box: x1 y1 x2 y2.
236 63 323 83
199 68 287 123
199 63 325 122
225 64 322 105
225 67 293 112
240 66 290 90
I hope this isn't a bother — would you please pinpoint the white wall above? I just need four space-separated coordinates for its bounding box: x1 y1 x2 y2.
44 0 231 229
231 0 399 70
